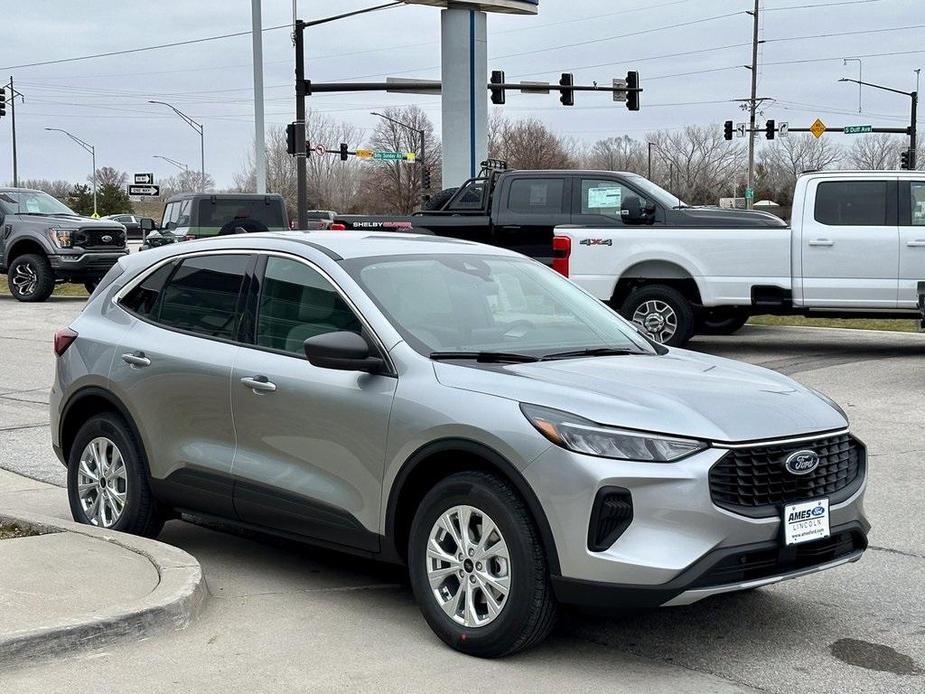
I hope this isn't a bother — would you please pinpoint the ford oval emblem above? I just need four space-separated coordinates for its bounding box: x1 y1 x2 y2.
101 234 113 243
784 450 820 475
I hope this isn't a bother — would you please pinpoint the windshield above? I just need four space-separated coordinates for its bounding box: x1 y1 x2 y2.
343 254 654 357
623 174 686 209
0 190 77 216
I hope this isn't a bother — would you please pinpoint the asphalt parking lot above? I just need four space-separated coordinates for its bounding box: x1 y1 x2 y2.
0 295 922 693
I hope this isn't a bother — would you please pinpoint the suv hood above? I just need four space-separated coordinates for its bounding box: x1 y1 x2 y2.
433 349 846 443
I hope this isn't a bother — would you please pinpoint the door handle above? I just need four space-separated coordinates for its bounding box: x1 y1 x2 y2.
240 376 277 394
121 352 151 368
808 239 834 247
906 240 925 247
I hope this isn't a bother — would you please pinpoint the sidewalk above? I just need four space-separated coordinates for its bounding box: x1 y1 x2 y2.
0 469 206 669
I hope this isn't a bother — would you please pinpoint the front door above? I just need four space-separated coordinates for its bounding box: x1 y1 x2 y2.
230 254 397 551
800 178 899 307
899 179 925 308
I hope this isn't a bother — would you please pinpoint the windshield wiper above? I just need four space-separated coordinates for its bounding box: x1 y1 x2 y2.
429 351 540 363
540 347 644 361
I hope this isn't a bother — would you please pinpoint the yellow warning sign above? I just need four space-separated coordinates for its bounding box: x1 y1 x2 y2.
355 149 374 159
810 118 826 139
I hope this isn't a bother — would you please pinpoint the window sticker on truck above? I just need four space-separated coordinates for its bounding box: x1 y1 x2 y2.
588 186 622 210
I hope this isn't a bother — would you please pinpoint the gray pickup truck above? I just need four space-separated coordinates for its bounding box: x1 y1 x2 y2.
0 188 128 302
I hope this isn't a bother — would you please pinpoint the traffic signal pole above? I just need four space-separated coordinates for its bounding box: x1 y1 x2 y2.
746 0 760 210
294 19 307 229
10 77 17 188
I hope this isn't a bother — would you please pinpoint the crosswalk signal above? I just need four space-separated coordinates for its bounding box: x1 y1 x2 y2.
490 70 506 105
559 73 575 107
339 143 349 161
765 119 776 140
0 88 6 119
724 120 734 141
286 123 297 156
625 71 640 111
900 149 912 170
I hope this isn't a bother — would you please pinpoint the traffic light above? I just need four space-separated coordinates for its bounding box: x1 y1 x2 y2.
339 143 349 161
724 120 734 141
0 88 6 118
625 71 640 111
422 167 432 191
559 73 575 107
490 70 506 105
900 148 912 170
765 119 776 140
286 123 297 155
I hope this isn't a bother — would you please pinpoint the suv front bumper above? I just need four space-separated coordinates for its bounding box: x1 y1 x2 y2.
49 250 128 280
522 436 869 608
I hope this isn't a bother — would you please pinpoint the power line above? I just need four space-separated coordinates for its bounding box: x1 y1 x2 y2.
764 23 925 44
763 0 885 11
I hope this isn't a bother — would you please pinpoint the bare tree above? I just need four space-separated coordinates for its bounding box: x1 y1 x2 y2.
17 178 72 201
583 136 647 174
758 135 842 196
648 126 747 204
91 167 128 188
845 133 904 170
489 115 576 170
160 170 216 198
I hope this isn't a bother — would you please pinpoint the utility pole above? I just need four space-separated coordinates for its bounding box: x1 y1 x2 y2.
746 0 760 210
252 0 266 194
5 77 23 187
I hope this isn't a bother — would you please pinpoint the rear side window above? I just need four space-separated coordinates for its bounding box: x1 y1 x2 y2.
197 199 286 236
156 255 250 339
506 179 565 215
911 182 925 226
814 181 888 226
119 262 175 317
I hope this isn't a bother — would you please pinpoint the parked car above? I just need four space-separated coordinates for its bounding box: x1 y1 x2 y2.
141 193 290 249
52 232 868 657
0 188 127 301
554 170 925 345
102 213 154 240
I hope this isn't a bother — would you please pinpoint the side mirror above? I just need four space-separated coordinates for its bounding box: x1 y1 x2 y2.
303 331 385 373
621 196 653 224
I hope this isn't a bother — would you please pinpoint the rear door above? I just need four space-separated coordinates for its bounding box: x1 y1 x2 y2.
112 252 253 517
493 175 570 263
898 179 925 308
800 178 898 307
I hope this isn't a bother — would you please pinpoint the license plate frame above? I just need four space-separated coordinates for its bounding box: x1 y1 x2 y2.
783 498 830 546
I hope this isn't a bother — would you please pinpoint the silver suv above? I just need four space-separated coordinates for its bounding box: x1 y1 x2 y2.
51 232 869 657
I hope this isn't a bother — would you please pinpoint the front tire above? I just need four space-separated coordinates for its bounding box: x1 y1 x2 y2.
67 413 164 538
408 471 557 657
620 284 695 347
7 253 55 302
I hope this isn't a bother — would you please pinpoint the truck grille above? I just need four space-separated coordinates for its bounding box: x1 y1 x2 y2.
74 227 125 249
709 433 864 518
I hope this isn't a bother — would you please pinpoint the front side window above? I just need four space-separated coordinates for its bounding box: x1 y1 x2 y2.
911 182 925 226
156 254 250 339
256 256 362 356
580 179 638 218
449 181 488 210
345 254 652 356
506 179 565 215
814 181 889 226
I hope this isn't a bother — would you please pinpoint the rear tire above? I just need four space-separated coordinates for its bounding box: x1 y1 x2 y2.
67 413 164 538
620 284 695 347
408 471 557 657
7 253 55 302
697 308 749 335
83 280 99 294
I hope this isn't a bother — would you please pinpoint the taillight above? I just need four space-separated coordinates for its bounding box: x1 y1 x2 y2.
54 327 78 356
552 235 571 277
329 223 346 231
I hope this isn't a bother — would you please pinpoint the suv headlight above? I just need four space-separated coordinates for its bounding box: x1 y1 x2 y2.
47 226 73 248
521 404 707 462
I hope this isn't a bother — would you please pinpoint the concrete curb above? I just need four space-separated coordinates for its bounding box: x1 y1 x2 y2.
0 510 207 668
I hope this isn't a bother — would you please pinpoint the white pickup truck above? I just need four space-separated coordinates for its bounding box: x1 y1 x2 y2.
556 170 925 346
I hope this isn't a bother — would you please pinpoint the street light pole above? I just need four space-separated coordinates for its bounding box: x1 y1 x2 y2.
153 155 190 173
148 100 205 192
843 58 862 113
371 111 427 208
45 127 96 216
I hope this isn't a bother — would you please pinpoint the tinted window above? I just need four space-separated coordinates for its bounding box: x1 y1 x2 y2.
911 182 925 226
119 262 175 317
580 179 639 217
157 255 249 339
197 199 286 236
814 181 888 226
506 179 565 215
256 257 362 356
449 181 488 210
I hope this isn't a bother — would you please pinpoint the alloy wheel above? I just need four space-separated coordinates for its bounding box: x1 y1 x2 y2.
11 262 38 297
426 505 511 628
77 436 128 528
632 299 678 344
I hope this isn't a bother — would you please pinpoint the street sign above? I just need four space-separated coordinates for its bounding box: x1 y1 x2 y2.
736 123 746 138
355 149 374 159
134 172 154 185
744 187 755 200
844 125 873 135
314 143 325 156
404 152 417 162
373 151 406 161
128 184 160 197
519 81 550 94
779 121 789 137
810 118 827 139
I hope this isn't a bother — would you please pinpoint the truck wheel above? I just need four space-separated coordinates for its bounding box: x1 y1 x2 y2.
422 187 458 211
84 280 99 294
621 285 695 347
697 308 750 335
7 254 55 302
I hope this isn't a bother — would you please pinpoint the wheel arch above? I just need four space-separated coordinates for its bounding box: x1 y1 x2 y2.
611 260 704 308
6 238 50 264
382 439 561 575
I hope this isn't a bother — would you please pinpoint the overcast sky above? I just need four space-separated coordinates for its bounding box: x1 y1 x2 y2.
2 0 921 188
